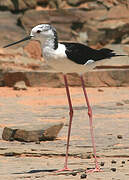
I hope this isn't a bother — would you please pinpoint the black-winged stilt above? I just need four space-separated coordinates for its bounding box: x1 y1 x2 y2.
3 24 124 173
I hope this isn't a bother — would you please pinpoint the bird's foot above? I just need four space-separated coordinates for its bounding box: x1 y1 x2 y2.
55 167 72 173
86 167 102 173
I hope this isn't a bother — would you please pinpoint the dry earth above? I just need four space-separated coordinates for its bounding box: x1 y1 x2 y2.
0 86 129 180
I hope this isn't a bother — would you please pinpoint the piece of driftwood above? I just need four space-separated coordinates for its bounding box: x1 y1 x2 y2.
2 123 64 142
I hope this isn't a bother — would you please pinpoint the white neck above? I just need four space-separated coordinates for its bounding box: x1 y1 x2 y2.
41 37 56 60
41 37 55 49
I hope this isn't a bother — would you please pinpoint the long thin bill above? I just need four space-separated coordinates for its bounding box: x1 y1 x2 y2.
3 36 31 48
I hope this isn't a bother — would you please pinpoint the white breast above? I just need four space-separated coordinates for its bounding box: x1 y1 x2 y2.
43 43 66 60
54 43 67 58
42 43 93 74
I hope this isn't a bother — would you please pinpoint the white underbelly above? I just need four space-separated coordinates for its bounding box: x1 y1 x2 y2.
45 58 94 74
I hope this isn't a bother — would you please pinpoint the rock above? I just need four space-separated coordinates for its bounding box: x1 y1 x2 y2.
80 173 87 179
13 81 27 90
107 5 129 19
49 0 66 9
19 6 129 46
23 40 42 60
22 0 37 9
86 26 106 46
2 123 64 142
3 71 64 87
0 11 26 48
96 5 129 45
97 0 119 9
71 172 77 176
3 72 30 87
117 135 123 139
121 161 125 164
123 99 129 104
4 152 18 156
98 88 104 92
1 1 129 47
20 9 87 41
116 102 123 106
2 57 129 88
100 162 105 166
12 0 37 11
111 168 116 172
121 36 129 44
77 32 88 43
123 45 129 55
111 160 117 164
0 0 37 11
0 0 14 10
67 0 85 6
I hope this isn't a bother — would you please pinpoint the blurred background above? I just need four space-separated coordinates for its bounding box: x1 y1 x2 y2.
1 0 129 48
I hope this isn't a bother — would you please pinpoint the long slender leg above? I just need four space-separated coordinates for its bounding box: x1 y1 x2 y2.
56 74 73 172
80 75 101 173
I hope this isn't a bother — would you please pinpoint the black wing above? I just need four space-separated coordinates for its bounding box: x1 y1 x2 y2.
61 42 117 65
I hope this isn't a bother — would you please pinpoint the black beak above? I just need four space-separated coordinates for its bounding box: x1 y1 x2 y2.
3 36 31 48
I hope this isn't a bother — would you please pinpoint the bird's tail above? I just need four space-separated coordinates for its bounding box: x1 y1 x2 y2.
99 48 127 59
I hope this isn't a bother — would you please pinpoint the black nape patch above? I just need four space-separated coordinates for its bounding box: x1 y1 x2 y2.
52 27 58 50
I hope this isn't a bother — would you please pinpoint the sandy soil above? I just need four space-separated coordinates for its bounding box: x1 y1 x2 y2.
0 86 129 180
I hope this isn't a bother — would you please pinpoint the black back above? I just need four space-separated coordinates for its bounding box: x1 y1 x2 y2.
61 42 118 65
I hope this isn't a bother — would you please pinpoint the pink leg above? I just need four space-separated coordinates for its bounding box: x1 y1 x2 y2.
56 74 73 172
80 75 101 173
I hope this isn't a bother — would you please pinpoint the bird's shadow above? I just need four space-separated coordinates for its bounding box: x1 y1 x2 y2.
13 169 57 174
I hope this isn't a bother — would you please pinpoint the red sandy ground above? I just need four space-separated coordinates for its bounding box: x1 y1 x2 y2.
0 86 129 127
0 86 128 105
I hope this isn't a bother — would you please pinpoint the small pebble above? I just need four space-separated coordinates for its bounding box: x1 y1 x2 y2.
35 141 40 144
121 161 125 164
4 152 15 156
117 135 123 139
31 149 37 151
80 173 87 179
116 102 124 106
21 142 25 145
100 162 105 166
111 160 117 164
98 89 104 92
9 137 14 141
123 99 129 104
111 168 116 172
86 155 91 159
71 172 77 176
13 81 27 91
87 167 92 170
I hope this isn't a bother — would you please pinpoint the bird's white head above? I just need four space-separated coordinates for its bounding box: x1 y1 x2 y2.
30 24 58 46
31 24 54 39
3 24 58 49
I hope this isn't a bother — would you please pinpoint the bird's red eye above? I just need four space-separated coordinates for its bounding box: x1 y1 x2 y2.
37 30 41 33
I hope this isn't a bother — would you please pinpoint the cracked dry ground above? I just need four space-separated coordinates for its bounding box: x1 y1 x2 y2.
0 87 129 180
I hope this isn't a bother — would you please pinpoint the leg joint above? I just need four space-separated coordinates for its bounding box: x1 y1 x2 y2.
69 108 73 117
88 107 92 117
